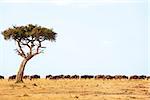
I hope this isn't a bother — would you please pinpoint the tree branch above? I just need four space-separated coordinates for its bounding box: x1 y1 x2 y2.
17 41 26 58
20 38 34 55
20 41 30 48
26 51 42 61
37 40 41 53
16 37 46 60
15 49 25 58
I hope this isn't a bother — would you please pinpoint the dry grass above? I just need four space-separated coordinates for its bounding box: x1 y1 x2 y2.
0 79 150 100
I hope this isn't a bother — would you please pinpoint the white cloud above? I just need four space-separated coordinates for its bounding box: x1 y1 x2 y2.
0 0 144 5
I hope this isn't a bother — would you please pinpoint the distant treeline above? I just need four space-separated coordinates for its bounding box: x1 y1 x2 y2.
0 75 150 80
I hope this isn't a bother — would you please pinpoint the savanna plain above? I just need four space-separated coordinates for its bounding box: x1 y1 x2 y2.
0 79 150 100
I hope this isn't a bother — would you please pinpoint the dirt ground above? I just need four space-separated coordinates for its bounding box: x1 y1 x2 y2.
0 79 150 100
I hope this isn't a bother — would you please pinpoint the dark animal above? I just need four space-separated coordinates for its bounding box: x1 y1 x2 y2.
104 75 115 80
8 75 16 81
64 75 71 79
50 76 60 79
71 75 80 79
147 76 150 80
121 75 128 79
139 75 147 79
114 75 122 79
30 75 40 80
0 75 4 79
23 75 30 79
129 75 139 80
45 75 52 79
50 75 64 80
81 75 94 79
114 75 128 80
95 75 105 79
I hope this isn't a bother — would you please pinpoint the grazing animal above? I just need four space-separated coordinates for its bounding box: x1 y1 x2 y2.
129 75 139 80
50 75 62 80
71 75 80 79
50 75 64 80
49 76 58 79
114 75 123 80
64 75 71 79
8 75 16 81
146 76 150 80
45 75 52 79
114 75 128 80
30 75 40 80
23 75 30 79
104 75 115 80
139 75 147 80
59 75 65 79
121 75 128 79
81 75 94 79
0 75 4 79
95 75 105 79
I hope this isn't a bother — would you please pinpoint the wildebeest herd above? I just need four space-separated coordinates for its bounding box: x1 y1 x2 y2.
0 75 150 80
7 75 40 81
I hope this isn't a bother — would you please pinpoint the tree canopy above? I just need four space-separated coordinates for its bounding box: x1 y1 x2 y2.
2 24 56 41
2 24 57 59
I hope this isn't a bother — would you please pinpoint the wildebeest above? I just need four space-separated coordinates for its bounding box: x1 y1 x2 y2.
0 75 4 79
70 75 80 79
104 75 115 80
30 75 40 80
129 75 139 80
95 75 105 79
49 75 64 80
147 76 150 80
114 75 128 80
138 75 147 80
49 76 59 79
45 75 52 79
130 75 148 80
64 75 71 79
23 75 30 79
121 75 128 79
8 75 16 81
81 75 94 79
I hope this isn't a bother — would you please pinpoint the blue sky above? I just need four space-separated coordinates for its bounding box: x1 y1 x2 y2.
0 0 149 77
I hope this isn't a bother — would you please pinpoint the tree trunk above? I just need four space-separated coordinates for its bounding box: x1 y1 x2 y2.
16 59 28 83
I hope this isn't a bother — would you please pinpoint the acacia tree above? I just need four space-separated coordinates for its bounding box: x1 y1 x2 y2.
2 24 57 83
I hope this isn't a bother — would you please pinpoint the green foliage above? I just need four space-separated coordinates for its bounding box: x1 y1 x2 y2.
1 24 57 41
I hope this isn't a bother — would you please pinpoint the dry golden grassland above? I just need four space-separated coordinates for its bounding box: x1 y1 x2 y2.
0 79 150 100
